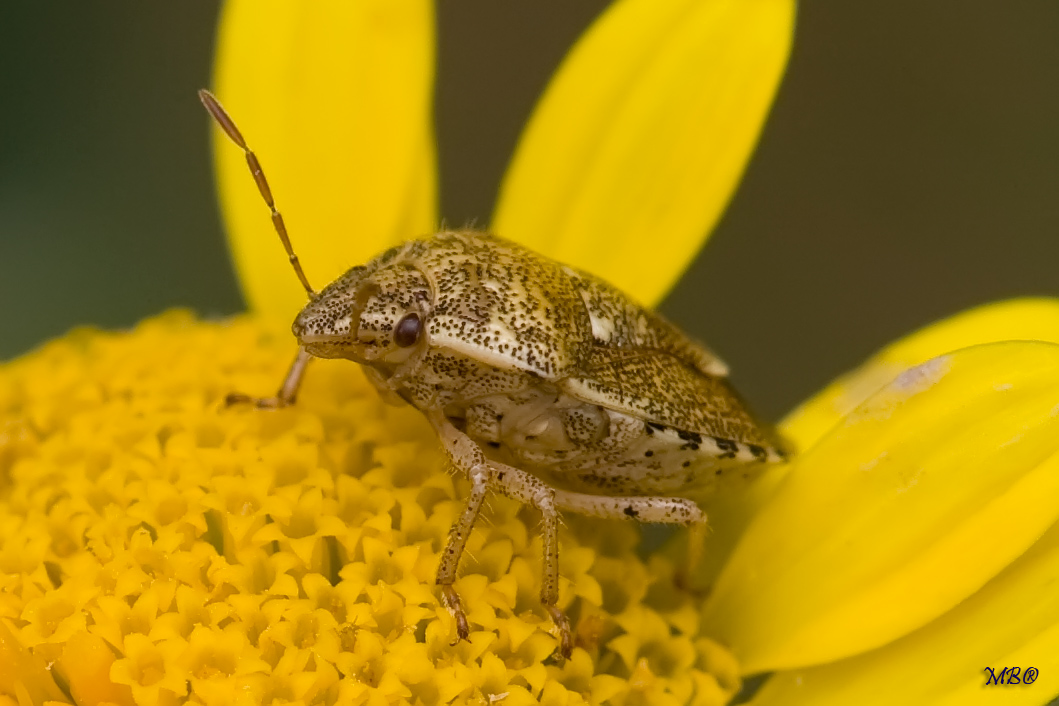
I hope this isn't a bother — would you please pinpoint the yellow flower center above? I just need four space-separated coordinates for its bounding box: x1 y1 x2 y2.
1 310 742 706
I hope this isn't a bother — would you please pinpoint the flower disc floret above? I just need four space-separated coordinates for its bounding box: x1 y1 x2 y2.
0 311 742 705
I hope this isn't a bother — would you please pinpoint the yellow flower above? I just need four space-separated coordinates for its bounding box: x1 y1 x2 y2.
706 301 1059 704
3 2 1057 706
211 0 790 316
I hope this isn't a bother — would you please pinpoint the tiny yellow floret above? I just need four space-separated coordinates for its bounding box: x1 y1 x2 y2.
0 312 740 706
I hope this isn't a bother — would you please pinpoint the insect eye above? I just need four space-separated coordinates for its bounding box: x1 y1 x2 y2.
394 313 422 348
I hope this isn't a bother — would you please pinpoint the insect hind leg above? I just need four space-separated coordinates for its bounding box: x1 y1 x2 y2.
551 490 704 526
551 489 708 592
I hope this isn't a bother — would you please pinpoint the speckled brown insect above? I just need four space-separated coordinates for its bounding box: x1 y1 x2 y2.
199 89 787 659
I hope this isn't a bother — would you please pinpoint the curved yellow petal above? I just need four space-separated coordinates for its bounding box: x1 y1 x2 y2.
212 0 436 318
701 342 1059 673
748 518 1059 705
492 0 794 307
697 298 1059 593
783 297 1059 452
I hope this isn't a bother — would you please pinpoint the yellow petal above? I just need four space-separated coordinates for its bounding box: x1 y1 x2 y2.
748 518 1059 706
783 297 1059 452
212 0 436 318
701 297 1059 593
701 342 1059 673
492 0 794 307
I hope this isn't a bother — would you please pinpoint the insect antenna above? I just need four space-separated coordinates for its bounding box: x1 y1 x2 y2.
197 89 317 299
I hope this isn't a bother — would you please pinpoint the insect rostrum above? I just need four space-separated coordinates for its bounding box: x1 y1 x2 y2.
200 90 785 660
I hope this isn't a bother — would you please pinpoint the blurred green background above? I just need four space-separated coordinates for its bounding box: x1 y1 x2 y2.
1 2 1057 421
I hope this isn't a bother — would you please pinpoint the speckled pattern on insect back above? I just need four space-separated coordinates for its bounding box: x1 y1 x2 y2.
395 233 781 479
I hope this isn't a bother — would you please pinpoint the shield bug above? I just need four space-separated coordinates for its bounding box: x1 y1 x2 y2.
199 89 787 659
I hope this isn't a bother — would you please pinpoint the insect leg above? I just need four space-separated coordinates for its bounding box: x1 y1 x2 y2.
550 491 705 526
436 463 489 644
535 494 570 660
226 347 312 409
430 413 573 659
485 464 570 660
429 414 493 644
551 489 708 591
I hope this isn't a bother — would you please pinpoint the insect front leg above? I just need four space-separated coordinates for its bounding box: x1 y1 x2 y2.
226 348 312 409
430 413 572 660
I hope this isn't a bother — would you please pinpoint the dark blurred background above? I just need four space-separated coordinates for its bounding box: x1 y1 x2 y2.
1 2 1057 420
